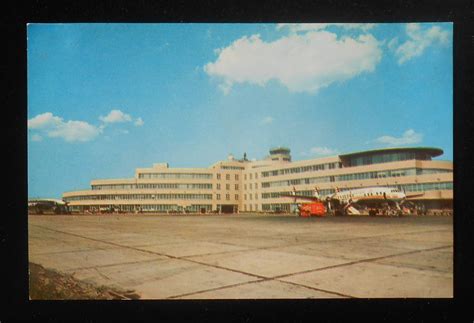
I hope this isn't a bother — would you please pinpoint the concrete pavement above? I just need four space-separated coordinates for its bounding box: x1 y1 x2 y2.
28 214 453 299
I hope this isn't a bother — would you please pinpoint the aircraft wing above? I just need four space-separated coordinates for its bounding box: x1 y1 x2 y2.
405 192 425 199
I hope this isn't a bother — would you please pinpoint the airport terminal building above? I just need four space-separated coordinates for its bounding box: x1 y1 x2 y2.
62 147 453 214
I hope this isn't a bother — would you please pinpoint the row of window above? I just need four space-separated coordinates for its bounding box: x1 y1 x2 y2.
140 204 213 212
416 168 452 175
140 204 178 211
220 166 245 170
244 183 258 190
337 168 451 181
347 152 432 167
216 184 239 190
261 204 291 211
261 162 341 178
216 174 239 180
243 193 259 200
65 193 213 201
216 194 239 201
135 172 273 181
261 168 452 188
70 204 214 212
244 173 258 180
92 184 136 190
401 181 453 192
138 173 213 179
92 183 213 190
261 177 329 188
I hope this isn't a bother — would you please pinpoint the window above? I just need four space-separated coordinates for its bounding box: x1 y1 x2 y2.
226 184 230 190
235 184 239 190
235 174 239 180
217 183 221 190
216 194 221 200
250 183 253 189
244 184 247 190
255 193 258 200
255 183 258 189
244 194 247 200
226 174 230 180
249 174 253 180
255 173 258 179
226 194 230 200
217 174 221 180
235 194 239 200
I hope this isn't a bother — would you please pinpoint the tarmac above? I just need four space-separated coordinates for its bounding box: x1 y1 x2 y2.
28 214 453 299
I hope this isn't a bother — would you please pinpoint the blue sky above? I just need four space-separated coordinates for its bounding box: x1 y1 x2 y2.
27 23 453 199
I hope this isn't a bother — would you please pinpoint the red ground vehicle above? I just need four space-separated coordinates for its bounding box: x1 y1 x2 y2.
298 202 326 217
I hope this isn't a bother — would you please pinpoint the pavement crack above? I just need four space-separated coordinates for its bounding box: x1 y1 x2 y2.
167 279 266 299
271 245 453 280
93 267 112 281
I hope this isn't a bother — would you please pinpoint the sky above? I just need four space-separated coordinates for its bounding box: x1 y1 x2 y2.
27 23 453 199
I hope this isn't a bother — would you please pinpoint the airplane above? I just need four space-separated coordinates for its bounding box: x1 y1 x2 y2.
282 186 424 216
28 198 69 214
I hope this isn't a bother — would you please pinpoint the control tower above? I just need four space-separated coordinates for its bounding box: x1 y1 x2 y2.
268 147 291 162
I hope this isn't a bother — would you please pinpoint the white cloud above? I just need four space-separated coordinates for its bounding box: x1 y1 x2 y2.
28 112 101 142
29 109 144 143
309 146 338 156
27 112 62 129
204 30 382 94
375 129 423 146
99 109 132 124
47 120 101 142
277 23 376 33
134 117 144 127
261 116 274 125
394 23 450 64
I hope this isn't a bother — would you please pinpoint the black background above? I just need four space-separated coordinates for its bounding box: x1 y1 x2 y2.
2 0 473 322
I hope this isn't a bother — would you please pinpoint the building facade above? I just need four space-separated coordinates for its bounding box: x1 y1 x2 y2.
63 147 453 213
